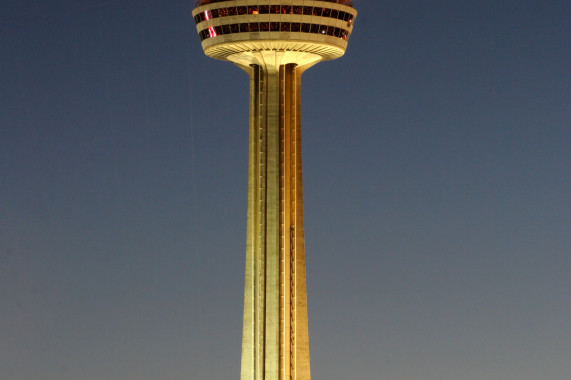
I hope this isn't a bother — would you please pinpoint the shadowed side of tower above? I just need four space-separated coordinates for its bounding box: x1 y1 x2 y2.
191 2 357 379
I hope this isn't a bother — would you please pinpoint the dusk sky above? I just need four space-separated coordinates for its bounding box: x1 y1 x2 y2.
1 1 570 379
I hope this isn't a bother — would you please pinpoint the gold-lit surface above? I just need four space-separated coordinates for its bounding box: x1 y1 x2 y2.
241 61 312 380
192 2 356 379
206 40 343 68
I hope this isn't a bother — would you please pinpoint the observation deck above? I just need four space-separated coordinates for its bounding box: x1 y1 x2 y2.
192 0 357 68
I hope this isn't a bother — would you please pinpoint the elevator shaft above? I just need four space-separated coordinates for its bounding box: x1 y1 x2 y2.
241 63 311 380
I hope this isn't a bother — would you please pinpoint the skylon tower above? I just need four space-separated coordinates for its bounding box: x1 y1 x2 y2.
192 1 357 379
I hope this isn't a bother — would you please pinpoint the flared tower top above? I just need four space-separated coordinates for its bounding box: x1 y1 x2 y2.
192 1 357 68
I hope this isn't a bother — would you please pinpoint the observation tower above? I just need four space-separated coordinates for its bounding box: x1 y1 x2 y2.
191 1 357 379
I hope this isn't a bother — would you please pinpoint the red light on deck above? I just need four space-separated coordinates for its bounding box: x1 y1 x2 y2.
204 10 217 37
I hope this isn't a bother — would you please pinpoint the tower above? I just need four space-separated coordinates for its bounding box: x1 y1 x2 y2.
192 2 357 379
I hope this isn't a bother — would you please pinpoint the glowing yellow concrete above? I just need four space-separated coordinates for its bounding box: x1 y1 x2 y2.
240 61 312 380
192 2 356 379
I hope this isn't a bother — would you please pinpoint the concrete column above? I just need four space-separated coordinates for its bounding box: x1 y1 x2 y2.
240 60 311 380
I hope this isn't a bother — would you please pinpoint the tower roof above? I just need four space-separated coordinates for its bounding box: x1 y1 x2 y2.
196 0 354 8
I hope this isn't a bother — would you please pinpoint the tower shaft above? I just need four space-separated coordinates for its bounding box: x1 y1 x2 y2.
241 62 311 380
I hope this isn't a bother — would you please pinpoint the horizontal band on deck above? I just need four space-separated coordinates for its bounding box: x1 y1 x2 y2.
198 22 351 41
193 5 355 25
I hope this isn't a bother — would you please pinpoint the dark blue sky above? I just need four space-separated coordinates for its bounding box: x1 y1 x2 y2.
1 1 570 379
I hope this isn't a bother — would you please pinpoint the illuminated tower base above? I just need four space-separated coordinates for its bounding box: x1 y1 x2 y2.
191 2 357 379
